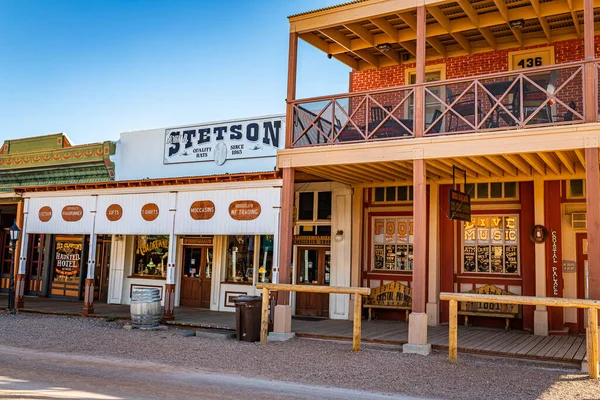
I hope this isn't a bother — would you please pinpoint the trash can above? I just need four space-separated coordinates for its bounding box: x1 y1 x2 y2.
233 295 262 342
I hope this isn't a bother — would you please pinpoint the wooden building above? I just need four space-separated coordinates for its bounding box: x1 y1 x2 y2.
0 133 115 303
274 0 600 353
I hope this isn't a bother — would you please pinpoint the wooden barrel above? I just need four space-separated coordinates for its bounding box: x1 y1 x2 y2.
130 288 162 329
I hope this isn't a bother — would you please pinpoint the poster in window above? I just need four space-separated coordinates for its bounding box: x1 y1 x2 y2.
385 245 396 269
385 220 395 243
505 245 518 273
54 241 82 277
373 219 384 244
464 246 476 272
396 245 408 270
477 246 490 272
374 245 384 269
397 220 408 243
491 246 504 273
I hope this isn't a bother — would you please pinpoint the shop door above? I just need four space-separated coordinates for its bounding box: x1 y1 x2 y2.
25 234 45 295
577 233 588 333
295 247 331 317
94 237 111 302
180 247 213 308
0 229 12 292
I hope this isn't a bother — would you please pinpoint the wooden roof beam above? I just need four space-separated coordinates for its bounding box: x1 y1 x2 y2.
484 155 518 177
503 154 532 176
470 156 505 177
531 0 551 42
521 153 547 175
456 0 497 50
567 0 582 37
538 152 562 175
556 151 577 175
428 6 471 54
427 36 447 57
371 17 417 57
575 149 586 169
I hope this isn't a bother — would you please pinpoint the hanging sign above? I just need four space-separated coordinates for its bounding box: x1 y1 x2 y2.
449 189 471 222
163 117 285 165
293 236 331 246
183 237 214 246
229 200 261 221
54 241 82 276
141 203 160 222
61 205 84 222
39 206 53 222
106 204 123 222
189 201 215 220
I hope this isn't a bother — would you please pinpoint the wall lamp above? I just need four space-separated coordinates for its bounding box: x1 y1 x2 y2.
509 19 525 29
376 43 392 52
335 230 344 242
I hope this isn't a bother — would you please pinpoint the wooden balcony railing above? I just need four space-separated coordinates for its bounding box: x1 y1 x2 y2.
289 60 596 148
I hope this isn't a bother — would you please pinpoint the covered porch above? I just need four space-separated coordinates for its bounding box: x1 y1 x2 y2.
1 294 588 365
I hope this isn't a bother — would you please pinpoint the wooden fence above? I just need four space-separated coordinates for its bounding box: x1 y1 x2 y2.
256 283 370 351
440 292 600 379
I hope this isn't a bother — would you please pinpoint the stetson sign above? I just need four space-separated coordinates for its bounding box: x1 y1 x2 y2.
164 116 285 165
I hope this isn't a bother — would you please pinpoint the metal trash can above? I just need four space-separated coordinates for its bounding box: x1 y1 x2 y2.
233 295 262 342
130 287 162 329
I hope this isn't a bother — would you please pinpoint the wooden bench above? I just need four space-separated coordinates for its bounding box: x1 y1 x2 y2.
363 282 412 322
458 285 519 330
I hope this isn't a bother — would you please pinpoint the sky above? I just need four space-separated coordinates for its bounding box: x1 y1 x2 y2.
0 0 350 144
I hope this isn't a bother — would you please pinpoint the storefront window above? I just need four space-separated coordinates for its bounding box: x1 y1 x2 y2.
463 215 519 274
53 238 83 283
297 191 332 221
372 217 414 271
258 235 274 283
134 235 169 278
226 235 255 283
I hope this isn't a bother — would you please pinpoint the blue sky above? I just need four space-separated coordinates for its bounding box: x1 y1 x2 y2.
0 0 350 144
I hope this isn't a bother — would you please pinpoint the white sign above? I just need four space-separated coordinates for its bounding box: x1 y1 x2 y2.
163 116 285 165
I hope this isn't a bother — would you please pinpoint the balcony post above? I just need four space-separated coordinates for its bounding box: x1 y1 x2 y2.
414 5 426 138
286 32 299 148
405 152 431 356
585 141 600 302
584 0 596 123
273 167 295 340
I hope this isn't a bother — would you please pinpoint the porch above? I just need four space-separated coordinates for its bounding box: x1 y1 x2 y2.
1 295 588 365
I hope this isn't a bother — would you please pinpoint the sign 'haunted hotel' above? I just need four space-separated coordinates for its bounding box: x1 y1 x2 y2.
164 116 285 165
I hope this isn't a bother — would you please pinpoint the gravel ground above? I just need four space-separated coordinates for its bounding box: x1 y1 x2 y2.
1 313 599 400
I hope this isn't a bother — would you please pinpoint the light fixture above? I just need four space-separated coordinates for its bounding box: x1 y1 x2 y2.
509 19 524 29
376 43 392 52
327 53 333 59
114 234 123 242
335 230 344 242
9 220 20 243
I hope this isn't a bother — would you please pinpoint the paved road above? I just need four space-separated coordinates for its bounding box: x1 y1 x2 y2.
0 345 428 400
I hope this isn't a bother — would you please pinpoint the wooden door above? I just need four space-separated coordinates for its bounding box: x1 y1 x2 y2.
0 230 12 292
180 247 213 308
295 247 330 317
25 234 45 295
577 233 588 333
93 237 111 302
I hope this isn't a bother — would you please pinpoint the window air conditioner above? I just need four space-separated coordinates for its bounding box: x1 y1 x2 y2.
571 213 587 230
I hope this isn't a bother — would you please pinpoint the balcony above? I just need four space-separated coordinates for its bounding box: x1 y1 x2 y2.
291 60 593 148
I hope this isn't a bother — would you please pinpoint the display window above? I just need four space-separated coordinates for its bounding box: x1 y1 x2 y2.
372 217 414 271
133 235 169 278
53 237 83 283
462 215 519 274
225 235 274 284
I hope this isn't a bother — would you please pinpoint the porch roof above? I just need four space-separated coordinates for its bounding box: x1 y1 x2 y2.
289 0 600 71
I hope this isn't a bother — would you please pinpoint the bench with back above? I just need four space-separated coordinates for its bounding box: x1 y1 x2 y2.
459 284 519 330
363 281 412 322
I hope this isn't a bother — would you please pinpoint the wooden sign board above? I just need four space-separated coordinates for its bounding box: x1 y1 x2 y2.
38 206 53 222
190 200 215 220
293 235 331 246
141 203 160 222
449 189 471 222
508 47 555 70
229 200 261 221
183 237 214 246
460 285 518 314
106 204 123 222
61 205 83 222
365 281 412 307
563 260 576 273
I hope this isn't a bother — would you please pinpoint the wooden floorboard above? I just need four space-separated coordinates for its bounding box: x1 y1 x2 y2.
515 336 546 356
564 339 585 361
536 337 562 358
549 336 577 359
573 340 588 361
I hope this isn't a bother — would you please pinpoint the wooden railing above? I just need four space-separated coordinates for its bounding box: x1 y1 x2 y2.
289 59 596 148
256 283 370 351
440 292 600 379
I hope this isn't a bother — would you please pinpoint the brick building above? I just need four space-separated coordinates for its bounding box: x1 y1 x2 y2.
273 0 600 354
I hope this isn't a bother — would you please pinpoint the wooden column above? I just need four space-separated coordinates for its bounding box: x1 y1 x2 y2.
586 146 600 301
427 183 440 326
285 32 299 148
414 5 426 137
533 177 549 335
277 167 295 305
413 157 427 314
83 203 97 317
164 194 178 320
14 200 26 309
584 0 596 123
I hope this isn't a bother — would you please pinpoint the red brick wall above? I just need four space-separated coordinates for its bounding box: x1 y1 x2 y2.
350 38 599 92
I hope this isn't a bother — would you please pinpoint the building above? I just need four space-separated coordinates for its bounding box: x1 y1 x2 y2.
274 0 600 353
0 133 115 302
14 115 285 316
